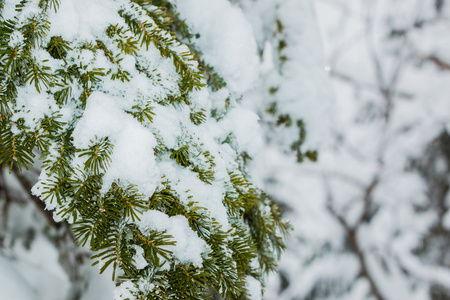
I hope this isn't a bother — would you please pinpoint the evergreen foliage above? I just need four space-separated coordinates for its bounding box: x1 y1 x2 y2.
263 19 319 163
0 0 289 299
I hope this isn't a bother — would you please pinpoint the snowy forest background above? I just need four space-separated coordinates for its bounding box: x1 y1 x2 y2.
1 0 450 299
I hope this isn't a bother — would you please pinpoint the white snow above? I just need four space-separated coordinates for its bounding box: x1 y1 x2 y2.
246 276 262 300
158 160 230 230
239 0 334 154
132 246 148 270
2 1 339 299
8 30 24 48
210 104 264 157
256 0 450 299
113 281 137 300
136 210 210 267
47 0 124 42
2 1 19 20
0 232 69 300
11 86 58 129
170 0 259 95
72 92 160 198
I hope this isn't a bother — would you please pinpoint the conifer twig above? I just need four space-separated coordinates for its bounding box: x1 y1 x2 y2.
198 60 221 90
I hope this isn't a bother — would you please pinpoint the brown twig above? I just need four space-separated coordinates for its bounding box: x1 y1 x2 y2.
11 164 62 229
10 164 92 299
330 70 413 100
0 168 12 247
325 175 385 300
422 55 450 71
356 176 379 227
327 202 386 300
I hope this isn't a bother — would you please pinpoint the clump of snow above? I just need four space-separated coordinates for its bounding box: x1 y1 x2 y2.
8 30 24 48
136 210 210 267
230 106 264 156
72 92 160 197
2 2 19 20
11 86 58 129
32 170 59 211
31 48 63 73
15 0 41 25
47 0 124 42
113 276 157 300
245 276 262 300
158 160 230 230
150 105 185 150
213 105 263 157
170 0 259 95
132 246 148 270
188 88 210 112
113 281 137 300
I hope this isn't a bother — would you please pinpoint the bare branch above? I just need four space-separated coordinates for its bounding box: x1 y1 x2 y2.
356 176 380 227
325 178 385 300
11 164 62 230
421 55 450 71
330 70 413 99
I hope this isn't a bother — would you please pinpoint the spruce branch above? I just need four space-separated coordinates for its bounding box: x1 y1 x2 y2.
0 1 290 299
